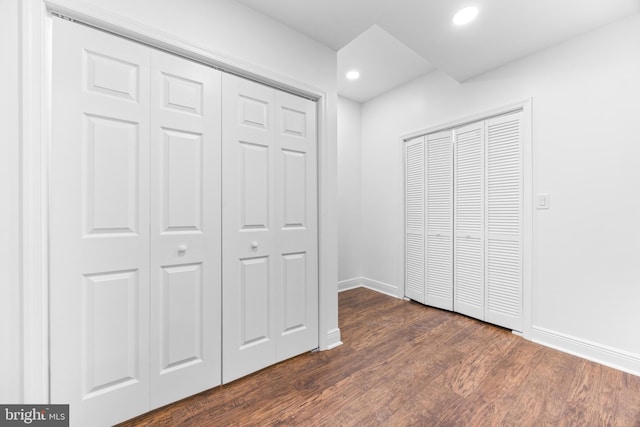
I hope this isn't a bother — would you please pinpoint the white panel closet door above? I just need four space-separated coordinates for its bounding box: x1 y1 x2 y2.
222 74 277 383
222 74 319 383
275 91 318 361
454 121 485 320
149 49 222 408
485 112 523 331
404 137 425 303
425 130 453 310
50 18 151 426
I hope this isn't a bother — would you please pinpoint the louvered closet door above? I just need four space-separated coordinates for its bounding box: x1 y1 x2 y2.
485 112 523 331
425 131 453 310
404 137 425 303
50 18 151 426
454 122 485 320
148 49 222 408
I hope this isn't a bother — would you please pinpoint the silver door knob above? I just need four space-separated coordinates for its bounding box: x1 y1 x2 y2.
251 241 258 251
177 244 187 256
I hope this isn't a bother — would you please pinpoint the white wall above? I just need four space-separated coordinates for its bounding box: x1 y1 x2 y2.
360 14 640 369
0 0 23 404
337 96 362 285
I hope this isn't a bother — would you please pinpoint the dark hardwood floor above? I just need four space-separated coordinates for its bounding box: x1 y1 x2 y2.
118 287 640 426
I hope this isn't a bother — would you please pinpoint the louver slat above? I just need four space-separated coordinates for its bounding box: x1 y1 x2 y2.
486 112 522 331
405 137 424 302
454 122 484 320
425 131 453 310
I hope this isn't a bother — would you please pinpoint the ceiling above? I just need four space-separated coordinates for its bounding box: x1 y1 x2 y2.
235 0 640 103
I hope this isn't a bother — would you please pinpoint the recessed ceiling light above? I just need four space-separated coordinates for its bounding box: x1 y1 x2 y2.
346 70 360 80
453 7 478 26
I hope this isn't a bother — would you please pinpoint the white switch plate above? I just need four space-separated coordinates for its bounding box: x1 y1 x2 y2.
536 193 550 209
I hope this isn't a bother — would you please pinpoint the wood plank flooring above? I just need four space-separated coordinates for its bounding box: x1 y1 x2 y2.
118 287 640 426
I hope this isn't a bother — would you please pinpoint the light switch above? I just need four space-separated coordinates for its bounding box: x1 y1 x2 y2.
536 193 550 209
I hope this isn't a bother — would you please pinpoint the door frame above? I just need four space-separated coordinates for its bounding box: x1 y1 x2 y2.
397 100 533 337
21 0 340 403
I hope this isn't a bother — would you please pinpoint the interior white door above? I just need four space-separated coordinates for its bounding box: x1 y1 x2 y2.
148 49 222 408
222 74 318 383
51 18 224 425
425 130 454 310
454 121 485 320
274 90 319 361
50 18 151 426
484 112 523 331
404 137 425 303
222 75 278 383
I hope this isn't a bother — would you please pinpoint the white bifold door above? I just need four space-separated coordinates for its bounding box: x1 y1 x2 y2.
404 131 453 309
50 18 221 426
404 137 425 302
222 74 318 383
454 121 485 320
425 130 454 310
404 111 523 332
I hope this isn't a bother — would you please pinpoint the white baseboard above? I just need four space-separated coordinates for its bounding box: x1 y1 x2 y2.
338 277 364 292
531 326 640 377
338 277 401 299
325 328 342 350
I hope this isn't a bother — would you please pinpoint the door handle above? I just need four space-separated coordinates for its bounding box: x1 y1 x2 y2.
251 241 258 251
177 244 187 256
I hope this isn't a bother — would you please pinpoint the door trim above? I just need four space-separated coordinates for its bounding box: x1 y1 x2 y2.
397 99 533 338
22 0 340 403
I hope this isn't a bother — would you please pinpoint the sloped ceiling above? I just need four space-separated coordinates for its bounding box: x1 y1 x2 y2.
235 0 640 102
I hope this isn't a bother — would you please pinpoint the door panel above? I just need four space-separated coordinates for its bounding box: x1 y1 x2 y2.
159 263 203 370
222 76 318 382
404 137 425 303
222 74 277 383
425 130 453 310
159 128 204 232
81 270 140 398
50 18 151 427
239 141 270 228
485 112 523 331
239 256 271 347
454 122 485 320
149 49 221 408
275 91 318 361
84 115 140 235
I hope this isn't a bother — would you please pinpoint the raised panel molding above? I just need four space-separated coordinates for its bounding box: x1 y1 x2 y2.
239 142 269 230
159 264 203 373
85 50 138 101
160 128 203 233
281 106 306 137
282 149 306 228
282 252 307 334
82 270 140 398
240 95 269 129
239 256 271 348
84 114 139 236
162 73 203 115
